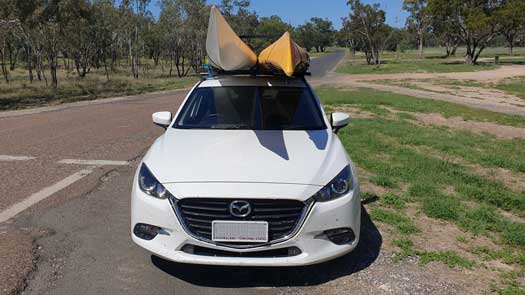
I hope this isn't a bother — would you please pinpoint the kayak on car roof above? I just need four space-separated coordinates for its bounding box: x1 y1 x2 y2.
205 6 310 77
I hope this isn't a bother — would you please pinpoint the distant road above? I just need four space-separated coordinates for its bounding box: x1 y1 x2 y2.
308 49 346 78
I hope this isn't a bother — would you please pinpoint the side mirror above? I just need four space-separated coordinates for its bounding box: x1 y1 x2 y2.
152 112 172 129
331 112 350 134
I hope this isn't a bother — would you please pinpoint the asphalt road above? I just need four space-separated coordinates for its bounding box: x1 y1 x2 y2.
308 50 346 79
0 50 355 295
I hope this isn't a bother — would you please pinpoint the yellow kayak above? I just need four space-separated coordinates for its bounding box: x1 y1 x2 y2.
258 32 310 77
206 6 257 71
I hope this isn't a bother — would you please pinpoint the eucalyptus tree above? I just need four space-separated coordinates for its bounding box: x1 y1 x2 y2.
346 0 392 65
403 0 431 58
310 17 334 53
428 0 504 64
497 0 525 56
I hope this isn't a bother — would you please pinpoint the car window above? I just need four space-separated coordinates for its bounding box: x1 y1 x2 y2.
174 86 326 130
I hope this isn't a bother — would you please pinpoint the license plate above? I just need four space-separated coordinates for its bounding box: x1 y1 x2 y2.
212 220 268 243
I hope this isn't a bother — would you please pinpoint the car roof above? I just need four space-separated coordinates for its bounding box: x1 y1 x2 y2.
198 75 308 88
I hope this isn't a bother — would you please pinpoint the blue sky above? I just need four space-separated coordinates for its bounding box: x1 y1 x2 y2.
148 0 409 30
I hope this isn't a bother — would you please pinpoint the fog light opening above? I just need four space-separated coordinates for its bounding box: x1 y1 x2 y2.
181 244 195 254
287 246 302 257
133 223 161 240
324 228 355 245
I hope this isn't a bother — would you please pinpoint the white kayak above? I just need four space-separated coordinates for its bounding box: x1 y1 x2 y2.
206 6 257 71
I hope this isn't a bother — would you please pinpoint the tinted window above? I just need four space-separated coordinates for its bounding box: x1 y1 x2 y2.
174 86 326 130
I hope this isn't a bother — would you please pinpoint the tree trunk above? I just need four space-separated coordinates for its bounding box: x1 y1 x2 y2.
103 55 110 82
7 40 17 71
450 44 458 57
465 39 475 65
25 45 33 83
506 33 514 56
48 54 58 88
0 48 9 83
418 33 424 59
465 54 473 65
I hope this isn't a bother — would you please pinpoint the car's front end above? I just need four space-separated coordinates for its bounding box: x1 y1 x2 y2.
131 76 360 266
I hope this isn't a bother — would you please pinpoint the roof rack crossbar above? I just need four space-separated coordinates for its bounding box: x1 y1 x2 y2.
200 64 311 79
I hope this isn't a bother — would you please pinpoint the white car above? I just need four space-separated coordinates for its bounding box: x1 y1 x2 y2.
131 75 361 266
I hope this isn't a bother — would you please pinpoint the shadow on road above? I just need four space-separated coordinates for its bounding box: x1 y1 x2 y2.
151 206 382 288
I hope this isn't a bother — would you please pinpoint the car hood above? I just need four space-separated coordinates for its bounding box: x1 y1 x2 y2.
144 128 346 186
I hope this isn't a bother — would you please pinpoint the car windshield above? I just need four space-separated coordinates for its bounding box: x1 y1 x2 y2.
174 86 326 130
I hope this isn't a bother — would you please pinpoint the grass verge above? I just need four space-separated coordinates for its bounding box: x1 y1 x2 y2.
0 66 198 111
317 87 525 127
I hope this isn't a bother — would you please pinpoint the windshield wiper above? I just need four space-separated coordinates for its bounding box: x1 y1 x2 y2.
211 125 252 130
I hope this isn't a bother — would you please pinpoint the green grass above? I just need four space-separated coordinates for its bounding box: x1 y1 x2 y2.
0 63 198 111
422 197 462 221
344 46 525 61
456 235 468 243
370 174 397 188
496 77 525 99
494 270 525 295
419 251 474 269
316 87 525 247
468 246 525 266
336 58 498 75
393 238 416 261
381 192 407 209
392 238 474 269
370 208 419 234
317 87 525 127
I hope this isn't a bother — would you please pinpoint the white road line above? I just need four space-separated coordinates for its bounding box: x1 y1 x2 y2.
0 168 95 224
0 155 36 161
57 159 130 166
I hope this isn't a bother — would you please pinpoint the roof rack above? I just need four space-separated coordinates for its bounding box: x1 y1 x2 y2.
200 64 311 80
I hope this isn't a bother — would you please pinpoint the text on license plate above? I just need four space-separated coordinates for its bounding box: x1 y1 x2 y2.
212 220 268 242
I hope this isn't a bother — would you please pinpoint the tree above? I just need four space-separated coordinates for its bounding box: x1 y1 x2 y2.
254 15 292 51
295 22 316 52
346 0 392 65
220 0 258 37
428 0 504 64
158 0 207 77
497 0 525 56
337 17 363 58
60 0 96 78
431 14 460 57
403 0 430 58
0 19 19 83
310 17 334 52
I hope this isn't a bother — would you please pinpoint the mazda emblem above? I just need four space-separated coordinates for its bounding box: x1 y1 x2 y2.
229 200 252 218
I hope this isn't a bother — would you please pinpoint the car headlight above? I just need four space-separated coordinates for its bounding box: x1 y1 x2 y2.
138 164 171 199
314 166 353 202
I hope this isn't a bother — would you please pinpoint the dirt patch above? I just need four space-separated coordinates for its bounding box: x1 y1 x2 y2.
379 106 525 139
339 65 525 84
412 112 525 139
0 231 35 295
339 103 525 140
282 251 495 295
473 166 525 192
406 205 504 264
311 67 525 116
408 81 525 106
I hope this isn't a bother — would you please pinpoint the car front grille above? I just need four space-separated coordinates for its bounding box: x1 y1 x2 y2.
170 198 313 248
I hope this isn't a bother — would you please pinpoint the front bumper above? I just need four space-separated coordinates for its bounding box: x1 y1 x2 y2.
131 181 361 267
